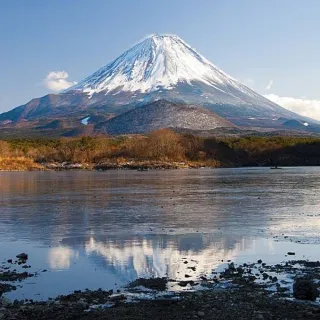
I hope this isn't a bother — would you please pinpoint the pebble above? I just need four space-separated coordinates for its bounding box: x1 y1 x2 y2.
197 311 205 317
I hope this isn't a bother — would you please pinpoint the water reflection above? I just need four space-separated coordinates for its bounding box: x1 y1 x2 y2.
48 247 79 270
56 233 252 281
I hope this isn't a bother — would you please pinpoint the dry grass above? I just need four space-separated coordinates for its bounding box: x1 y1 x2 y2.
0 157 44 171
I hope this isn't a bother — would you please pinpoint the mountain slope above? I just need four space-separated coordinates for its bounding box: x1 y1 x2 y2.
97 100 234 135
0 34 317 132
67 35 259 98
63 34 305 124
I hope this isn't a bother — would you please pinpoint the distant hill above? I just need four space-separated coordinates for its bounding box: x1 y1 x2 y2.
97 100 234 135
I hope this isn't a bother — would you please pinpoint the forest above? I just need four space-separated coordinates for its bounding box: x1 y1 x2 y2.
0 129 320 170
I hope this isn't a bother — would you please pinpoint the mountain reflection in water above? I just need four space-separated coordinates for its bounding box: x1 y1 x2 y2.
55 233 252 281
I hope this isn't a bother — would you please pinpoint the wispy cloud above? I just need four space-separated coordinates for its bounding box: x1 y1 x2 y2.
43 71 77 92
265 80 273 91
264 93 320 121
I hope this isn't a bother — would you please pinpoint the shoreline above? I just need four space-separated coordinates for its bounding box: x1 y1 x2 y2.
1 161 320 172
1 258 319 319
0 159 220 172
1 287 319 320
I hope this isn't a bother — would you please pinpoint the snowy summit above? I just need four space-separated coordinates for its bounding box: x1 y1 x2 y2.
66 34 249 97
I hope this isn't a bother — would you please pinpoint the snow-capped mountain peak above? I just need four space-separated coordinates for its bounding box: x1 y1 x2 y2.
66 34 245 97
3 33 314 132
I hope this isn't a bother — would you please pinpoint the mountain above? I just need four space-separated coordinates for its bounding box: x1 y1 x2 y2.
96 100 234 135
1 34 318 134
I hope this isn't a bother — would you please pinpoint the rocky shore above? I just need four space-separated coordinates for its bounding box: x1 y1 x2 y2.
43 160 213 171
1 255 319 319
0 160 217 172
1 284 319 320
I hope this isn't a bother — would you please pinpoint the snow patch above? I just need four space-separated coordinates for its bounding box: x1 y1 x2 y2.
81 116 90 125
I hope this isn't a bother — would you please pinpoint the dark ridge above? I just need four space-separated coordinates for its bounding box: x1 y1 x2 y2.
97 100 235 135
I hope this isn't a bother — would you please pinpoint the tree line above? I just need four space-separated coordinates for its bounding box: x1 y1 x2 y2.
1 129 320 169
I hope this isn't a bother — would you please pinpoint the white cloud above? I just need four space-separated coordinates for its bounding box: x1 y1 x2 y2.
264 93 320 121
43 71 77 92
265 80 273 91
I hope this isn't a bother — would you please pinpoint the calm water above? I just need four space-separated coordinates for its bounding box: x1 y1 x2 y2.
0 168 320 300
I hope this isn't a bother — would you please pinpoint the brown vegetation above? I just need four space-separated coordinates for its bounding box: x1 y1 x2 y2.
1 129 320 170
0 157 43 171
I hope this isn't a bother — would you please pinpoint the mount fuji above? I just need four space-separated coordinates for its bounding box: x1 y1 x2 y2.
1 34 318 135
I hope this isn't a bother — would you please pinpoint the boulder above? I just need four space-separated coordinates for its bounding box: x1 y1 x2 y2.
293 279 318 301
16 253 28 261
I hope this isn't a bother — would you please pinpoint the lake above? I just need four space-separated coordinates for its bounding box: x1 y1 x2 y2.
1 168 320 300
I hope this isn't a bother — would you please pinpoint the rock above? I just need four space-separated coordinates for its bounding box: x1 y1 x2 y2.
178 280 194 287
110 294 126 302
293 279 318 301
257 259 262 264
255 313 264 320
197 311 205 317
228 262 235 270
0 297 10 307
129 278 168 291
287 252 295 255
188 266 196 271
237 267 244 274
0 283 16 296
248 276 256 282
13 299 20 306
0 308 6 320
77 298 88 309
16 253 28 261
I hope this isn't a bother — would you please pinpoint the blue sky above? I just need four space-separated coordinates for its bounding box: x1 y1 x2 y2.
1 0 320 119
